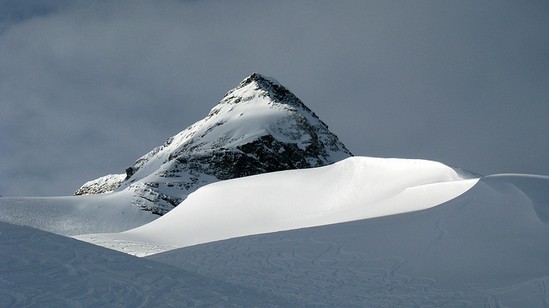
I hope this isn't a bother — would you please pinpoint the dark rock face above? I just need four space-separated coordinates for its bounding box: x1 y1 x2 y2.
75 73 352 214
166 135 317 182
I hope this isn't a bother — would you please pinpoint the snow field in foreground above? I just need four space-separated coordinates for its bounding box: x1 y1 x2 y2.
147 175 549 306
0 221 298 307
3 162 549 305
76 156 478 255
0 190 156 236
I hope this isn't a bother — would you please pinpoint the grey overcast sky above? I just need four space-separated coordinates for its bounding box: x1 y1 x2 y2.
1 0 548 196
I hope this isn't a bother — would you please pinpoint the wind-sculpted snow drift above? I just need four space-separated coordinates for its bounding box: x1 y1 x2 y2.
76 156 478 255
75 73 352 214
2 174 549 306
147 175 549 306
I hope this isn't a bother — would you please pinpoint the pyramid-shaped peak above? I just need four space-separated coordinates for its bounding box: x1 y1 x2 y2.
225 73 309 113
76 73 352 214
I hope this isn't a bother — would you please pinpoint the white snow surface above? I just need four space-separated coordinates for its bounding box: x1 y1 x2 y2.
76 156 478 255
0 221 298 307
2 173 549 306
0 191 156 236
147 174 549 306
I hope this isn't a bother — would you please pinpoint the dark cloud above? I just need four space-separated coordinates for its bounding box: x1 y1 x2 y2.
1 0 548 196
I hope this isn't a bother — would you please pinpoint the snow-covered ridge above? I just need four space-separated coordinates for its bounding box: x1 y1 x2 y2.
75 73 352 214
76 156 478 255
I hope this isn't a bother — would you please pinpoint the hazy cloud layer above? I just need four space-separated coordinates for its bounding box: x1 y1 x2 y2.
1 0 548 196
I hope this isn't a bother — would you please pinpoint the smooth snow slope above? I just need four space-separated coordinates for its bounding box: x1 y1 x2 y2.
0 221 300 307
77 156 478 255
148 174 549 306
0 191 156 236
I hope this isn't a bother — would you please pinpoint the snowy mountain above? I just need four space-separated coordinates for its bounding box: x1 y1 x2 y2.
1 73 548 306
75 73 352 214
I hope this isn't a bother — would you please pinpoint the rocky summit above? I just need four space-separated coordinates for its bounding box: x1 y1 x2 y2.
75 73 353 214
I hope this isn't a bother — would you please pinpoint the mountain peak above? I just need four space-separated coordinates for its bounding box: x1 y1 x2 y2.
76 74 353 214
224 73 313 116
239 72 279 87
